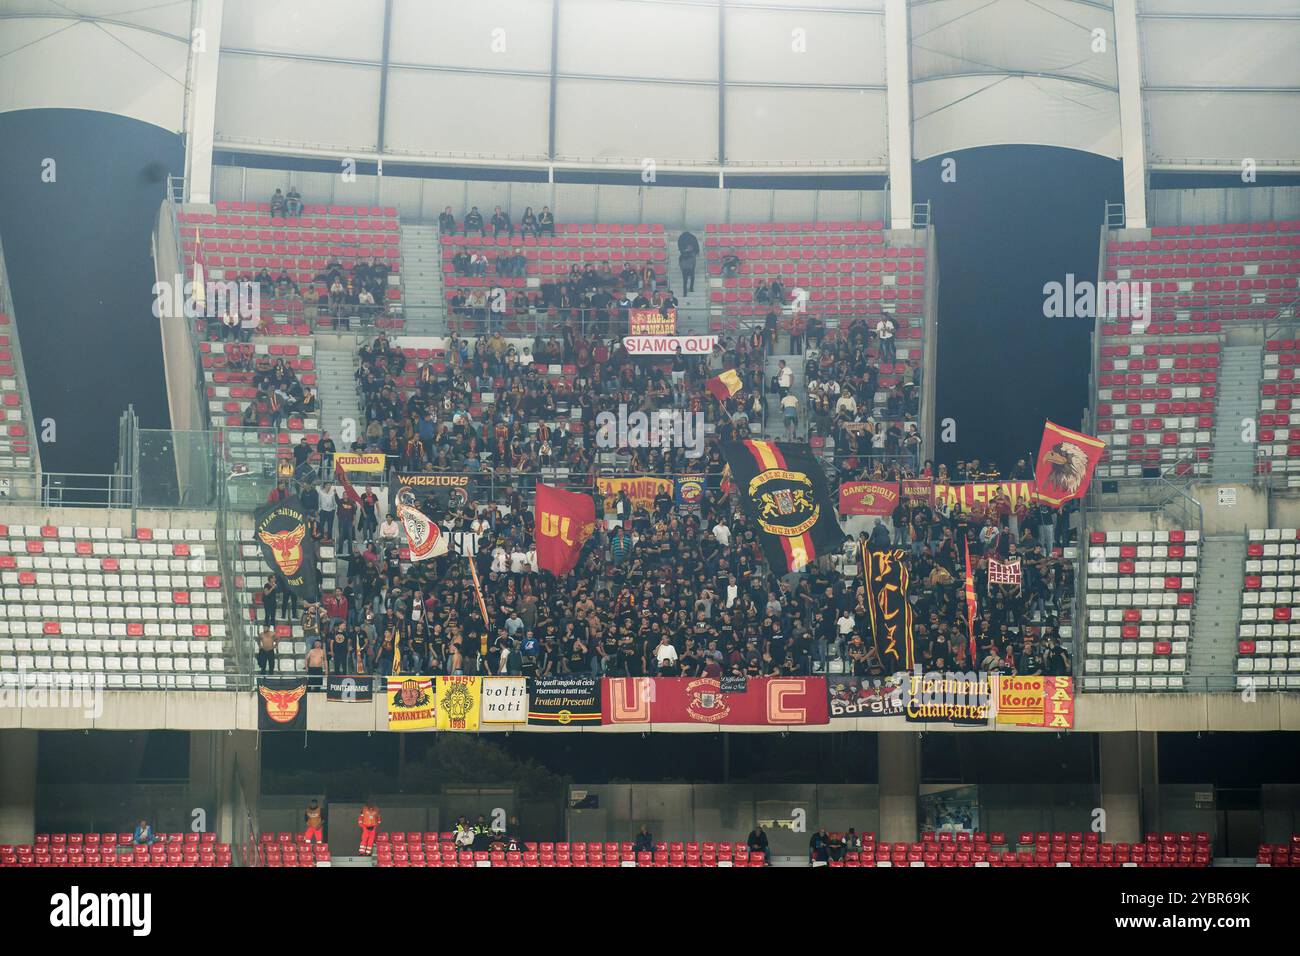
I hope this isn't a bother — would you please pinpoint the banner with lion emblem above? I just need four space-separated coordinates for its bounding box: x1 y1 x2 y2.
435 676 481 730
1034 420 1105 506
254 498 320 603
722 440 845 573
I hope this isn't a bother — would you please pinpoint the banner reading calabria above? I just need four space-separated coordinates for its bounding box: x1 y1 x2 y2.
386 676 437 731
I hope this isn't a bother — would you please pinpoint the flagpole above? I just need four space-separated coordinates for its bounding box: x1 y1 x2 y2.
467 552 491 657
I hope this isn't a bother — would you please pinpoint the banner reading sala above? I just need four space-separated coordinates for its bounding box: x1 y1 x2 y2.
838 481 899 516
254 498 320 603
994 675 1075 728
629 307 677 336
602 676 829 726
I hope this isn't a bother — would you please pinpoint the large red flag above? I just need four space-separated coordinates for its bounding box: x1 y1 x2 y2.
1034 420 1106 506
534 483 595 577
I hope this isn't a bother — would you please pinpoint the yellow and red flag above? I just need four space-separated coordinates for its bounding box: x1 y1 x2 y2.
706 369 744 403
1034 420 1106 506
963 538 978 666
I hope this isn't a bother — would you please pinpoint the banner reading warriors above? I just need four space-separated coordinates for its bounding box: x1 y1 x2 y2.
838 481 900 517
528 675 602 725
386 676 437 731
596 475 675 515
535 482 596 576
828 674 906 718
392 472 471 513
862 546 915 673
1035 420 1105 507
931 480 1037 514
326 674 375 703
481 677 528 724
258 677 308 731
602 676 829 726
629 307 677 336
904 670 994 725
994 675 1075 728
435 675 481 730
722 440 845 573
254 498 320 603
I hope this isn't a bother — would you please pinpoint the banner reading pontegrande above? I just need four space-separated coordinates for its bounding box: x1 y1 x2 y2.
994 675 1075 728
931 480 1037 514
622 335 718 356
602 676 829 725
528 675 602 725
838 481 900 517
595 475 675 515
904 670 994 725
722 440 845 573
1035 420 1106 506
326 674 375 703
629 307 677 336
435 675 481 730
333 452 386 473
481 677 528 724
257 677 308 731
862 546 915 672
254 497 320 603
386 676 437 731
535 483 596 576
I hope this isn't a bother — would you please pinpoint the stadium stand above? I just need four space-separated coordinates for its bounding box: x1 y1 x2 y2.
1256 338 1300 481
0 523 231 688
0 832 233 868
1080 528 1199 691
1238 528 1300 690
0 310 34 477
178 201 404 335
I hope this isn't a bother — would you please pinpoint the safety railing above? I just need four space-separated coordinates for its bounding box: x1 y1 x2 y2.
0 471 133 509
0 228 42 481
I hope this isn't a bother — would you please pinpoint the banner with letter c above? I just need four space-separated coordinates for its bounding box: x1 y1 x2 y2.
600 676 829 726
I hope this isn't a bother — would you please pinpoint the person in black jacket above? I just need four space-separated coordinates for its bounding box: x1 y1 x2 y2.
633 825 655 859
747 825 770 865
808 828 830 864
464 206 485 237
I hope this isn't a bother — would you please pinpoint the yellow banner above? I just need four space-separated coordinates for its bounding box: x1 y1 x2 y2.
334 452 386 473
995 675 1075 728
386 676 437 731
596 476 674 515
435 676 481 730
932 480 1036 514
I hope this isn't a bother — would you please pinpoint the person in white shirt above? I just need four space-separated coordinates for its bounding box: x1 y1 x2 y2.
654 636 679 670
491 546 509 574
712 521 731 547
317 484 338 541
777 360 794 396
510 549 529 574
875 317 896 364
835 391 857 417
378 514 400 548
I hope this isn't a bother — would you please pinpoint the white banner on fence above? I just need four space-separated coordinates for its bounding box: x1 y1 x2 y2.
481 677 528 724
622 335 719 356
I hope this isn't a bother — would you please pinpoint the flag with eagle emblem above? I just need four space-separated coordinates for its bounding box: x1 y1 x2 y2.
254 497 320 603
1034 421 1105 507
723 440 844 573
258 677 308 731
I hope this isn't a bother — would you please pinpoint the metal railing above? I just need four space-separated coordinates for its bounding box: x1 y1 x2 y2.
0 228 42 480
0 471 133 509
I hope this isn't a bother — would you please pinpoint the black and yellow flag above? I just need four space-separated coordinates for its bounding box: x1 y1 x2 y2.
722 440 844 573
862 544 915 673
254 497 319 603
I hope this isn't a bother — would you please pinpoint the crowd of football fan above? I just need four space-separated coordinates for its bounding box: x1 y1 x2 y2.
250 327 1072 684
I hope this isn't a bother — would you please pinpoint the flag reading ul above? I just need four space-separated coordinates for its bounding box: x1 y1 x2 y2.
535 482 595 576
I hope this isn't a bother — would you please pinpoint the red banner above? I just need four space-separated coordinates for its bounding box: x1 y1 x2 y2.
629 307 677 336
534 483 595 577
838 481 899 516
994 676 1075 728
601 676 829 726
900 478 934 501
1035 421 1106 507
